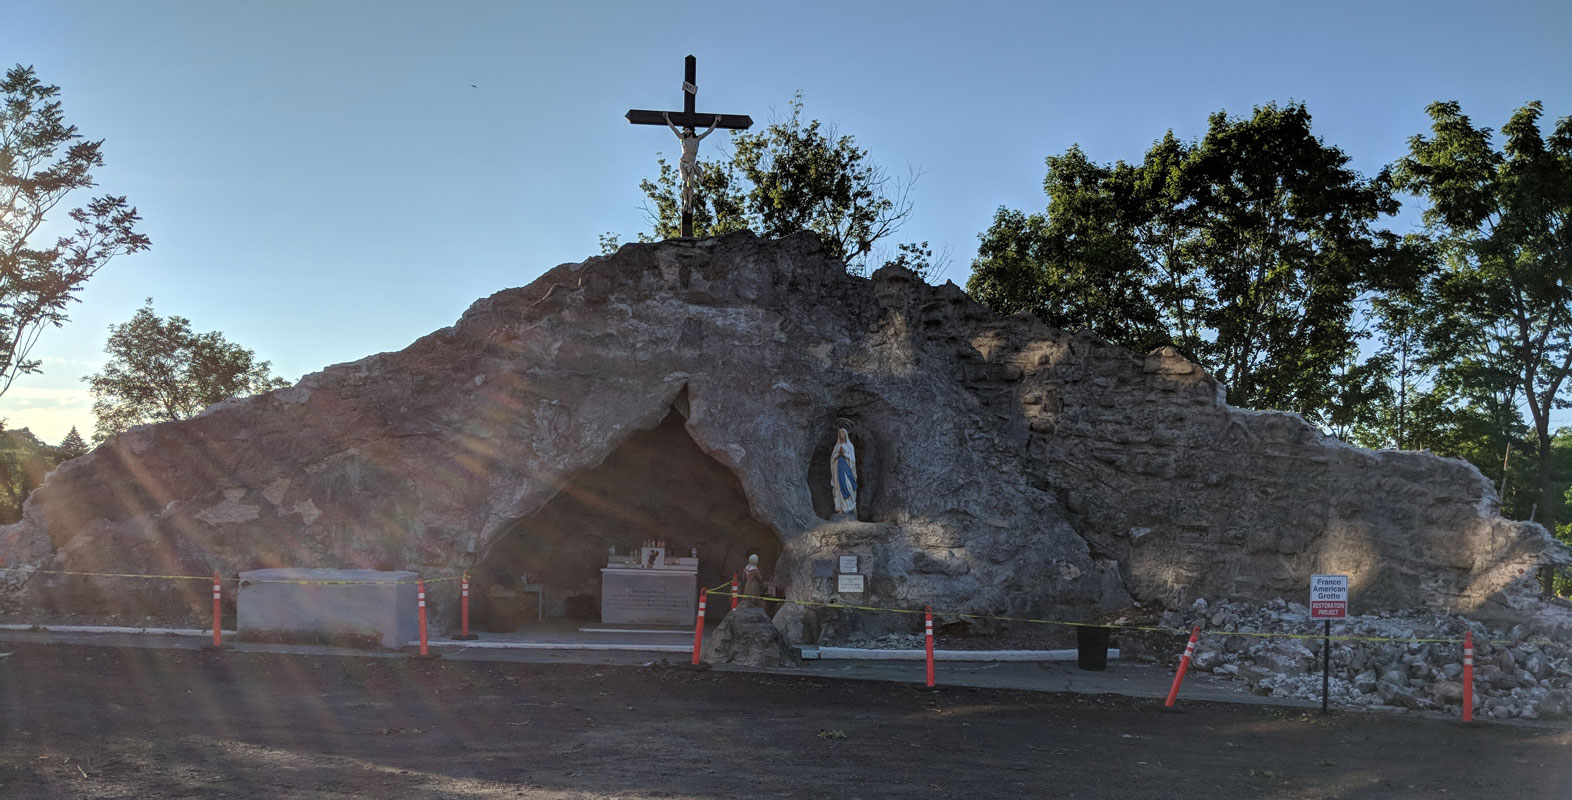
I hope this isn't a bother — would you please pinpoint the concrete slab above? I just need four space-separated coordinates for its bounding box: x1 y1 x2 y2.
429 619 692 652
238 568 417 649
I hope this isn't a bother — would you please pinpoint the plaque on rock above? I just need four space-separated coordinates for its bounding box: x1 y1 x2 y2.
601 568 696 625
812 559 835 579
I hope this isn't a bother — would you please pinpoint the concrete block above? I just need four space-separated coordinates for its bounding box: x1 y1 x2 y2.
238 569 417 649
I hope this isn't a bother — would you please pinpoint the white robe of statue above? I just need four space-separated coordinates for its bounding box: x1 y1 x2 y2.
831 428 858 514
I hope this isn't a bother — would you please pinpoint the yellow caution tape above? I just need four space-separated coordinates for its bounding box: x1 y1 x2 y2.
722 592 1564 648
1196 628 1562 648
0 568 460 586
3 570 1560 648
1203 628 1463 645
0 568 216 582
240 576 462 586
725 591 1178 631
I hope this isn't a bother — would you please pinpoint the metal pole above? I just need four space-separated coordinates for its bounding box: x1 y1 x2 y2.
1321 619 1331 714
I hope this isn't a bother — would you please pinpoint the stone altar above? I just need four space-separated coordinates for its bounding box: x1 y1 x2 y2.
600 546 697 625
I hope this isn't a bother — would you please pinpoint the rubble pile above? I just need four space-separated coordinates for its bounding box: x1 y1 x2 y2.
841 632 928 650
1162 598 1572 720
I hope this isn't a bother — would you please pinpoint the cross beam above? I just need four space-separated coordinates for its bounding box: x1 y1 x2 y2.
625 109 753 129
626 55 752 237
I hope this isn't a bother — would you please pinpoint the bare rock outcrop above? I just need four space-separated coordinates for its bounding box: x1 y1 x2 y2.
0 232 1563 636
703 607 800 668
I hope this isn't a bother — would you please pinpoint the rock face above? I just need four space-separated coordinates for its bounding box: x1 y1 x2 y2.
0 232 1564 635
703 607 800 668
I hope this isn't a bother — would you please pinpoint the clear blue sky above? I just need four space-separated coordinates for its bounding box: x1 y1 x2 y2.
2 0 1570 443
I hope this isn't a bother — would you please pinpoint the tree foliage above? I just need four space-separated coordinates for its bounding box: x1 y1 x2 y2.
966 145 1169 352
0 425 60 523
1184 104 1416 414
1393 100 1572 533
638 95 924 276
85 300 289 442
969 103 1420 422
57 425 86 459
0 64 149 400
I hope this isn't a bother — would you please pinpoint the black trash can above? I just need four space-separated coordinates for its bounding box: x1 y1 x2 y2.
1076 625 1111 671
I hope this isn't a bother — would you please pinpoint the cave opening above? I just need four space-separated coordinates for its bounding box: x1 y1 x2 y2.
473 407 780 625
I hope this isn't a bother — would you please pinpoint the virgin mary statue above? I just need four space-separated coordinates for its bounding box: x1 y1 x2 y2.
831 428 858 514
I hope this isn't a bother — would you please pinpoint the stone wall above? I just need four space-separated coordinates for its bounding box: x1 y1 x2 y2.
0 232 1563 636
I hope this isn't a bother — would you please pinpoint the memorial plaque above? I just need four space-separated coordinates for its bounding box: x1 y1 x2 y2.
601 568 696 625
837 574 865 593
839 555 859 574
811 559 835 579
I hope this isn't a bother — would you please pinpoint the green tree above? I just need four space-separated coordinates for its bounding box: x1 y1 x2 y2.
970 104 1419 421
639 152 750 242
967 146 1167 351
1 64 150 400
638 94 921 275
0 425 59 523
57 425 86 458
1325 346 1396 445
597 232 622 256
1331 245 1460 451
880 241 946 282
1123 131 1207 356
1393 100 1572 538
85 300 289 442
1184 103 1415 416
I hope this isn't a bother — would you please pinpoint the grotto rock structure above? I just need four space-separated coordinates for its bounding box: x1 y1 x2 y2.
1 233 1564 638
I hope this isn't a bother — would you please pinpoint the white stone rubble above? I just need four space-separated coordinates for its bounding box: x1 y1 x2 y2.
1159 598 1572 720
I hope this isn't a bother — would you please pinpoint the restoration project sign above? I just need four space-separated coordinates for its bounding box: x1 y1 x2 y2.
1310 574 1349 619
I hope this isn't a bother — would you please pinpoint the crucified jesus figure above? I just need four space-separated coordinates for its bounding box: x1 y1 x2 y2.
664 112 722 224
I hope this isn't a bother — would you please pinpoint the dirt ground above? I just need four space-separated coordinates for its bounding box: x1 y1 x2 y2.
1 642 1568 799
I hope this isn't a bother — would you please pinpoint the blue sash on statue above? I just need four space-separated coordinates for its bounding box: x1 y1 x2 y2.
836 456 857 500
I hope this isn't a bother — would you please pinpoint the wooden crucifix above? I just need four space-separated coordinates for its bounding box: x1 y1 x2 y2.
626 55 752 238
